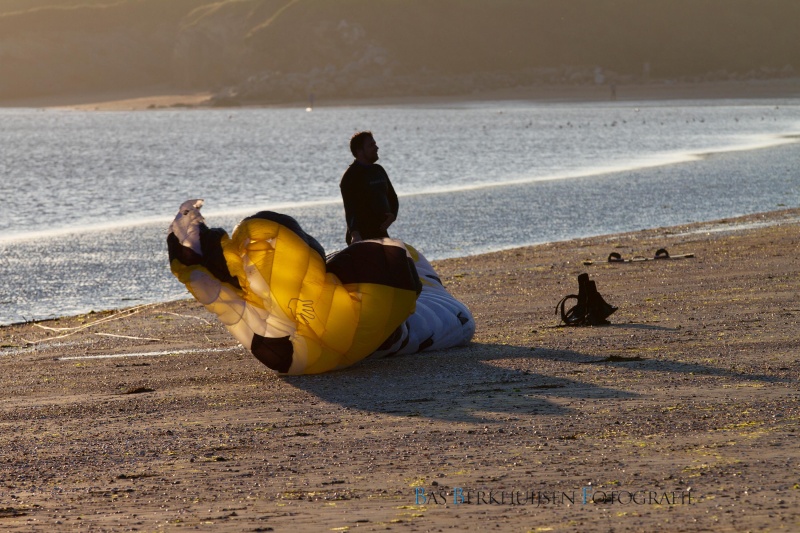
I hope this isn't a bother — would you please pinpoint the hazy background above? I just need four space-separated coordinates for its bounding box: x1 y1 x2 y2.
0 0 798 104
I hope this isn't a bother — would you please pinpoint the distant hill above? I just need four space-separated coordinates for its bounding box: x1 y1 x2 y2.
0 0 797 103
0 0 212 99
0 0 117 13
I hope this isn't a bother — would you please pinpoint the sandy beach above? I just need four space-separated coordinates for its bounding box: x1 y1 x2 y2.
1 78 798 111
1 207 798 531
2 4 799 527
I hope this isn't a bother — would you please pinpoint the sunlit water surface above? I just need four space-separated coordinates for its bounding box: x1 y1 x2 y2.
1 98 798 324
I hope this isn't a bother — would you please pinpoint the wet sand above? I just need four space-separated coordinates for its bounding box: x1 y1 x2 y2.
1 208 798 531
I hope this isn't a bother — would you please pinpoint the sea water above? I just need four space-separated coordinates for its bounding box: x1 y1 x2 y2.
1 98 798 325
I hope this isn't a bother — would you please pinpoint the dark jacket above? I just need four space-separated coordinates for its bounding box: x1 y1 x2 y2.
340 161 398 242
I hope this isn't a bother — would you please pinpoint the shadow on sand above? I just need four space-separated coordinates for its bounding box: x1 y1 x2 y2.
282 344 632 423
281 342 787 423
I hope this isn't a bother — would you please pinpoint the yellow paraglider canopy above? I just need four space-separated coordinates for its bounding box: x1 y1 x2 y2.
168 201 421 374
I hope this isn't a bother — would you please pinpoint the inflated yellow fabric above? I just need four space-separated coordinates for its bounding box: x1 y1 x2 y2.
168 202 419 375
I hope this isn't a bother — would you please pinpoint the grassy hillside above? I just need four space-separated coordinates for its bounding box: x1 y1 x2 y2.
244 0 800 77
173 0 290 87
0 0 797 102
236 0 800 101
0 0 213 99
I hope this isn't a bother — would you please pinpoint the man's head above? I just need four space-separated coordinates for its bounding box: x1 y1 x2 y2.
350 131 379 164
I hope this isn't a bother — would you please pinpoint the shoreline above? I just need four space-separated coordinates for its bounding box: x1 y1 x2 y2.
2 206 799 328
3 206 798 332
1 207 798 530
1 78 799 111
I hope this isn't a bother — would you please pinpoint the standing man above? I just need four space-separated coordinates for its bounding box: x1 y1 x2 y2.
340 131 399 245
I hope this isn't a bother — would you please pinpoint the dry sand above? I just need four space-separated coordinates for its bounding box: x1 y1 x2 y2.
1 208 799 531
